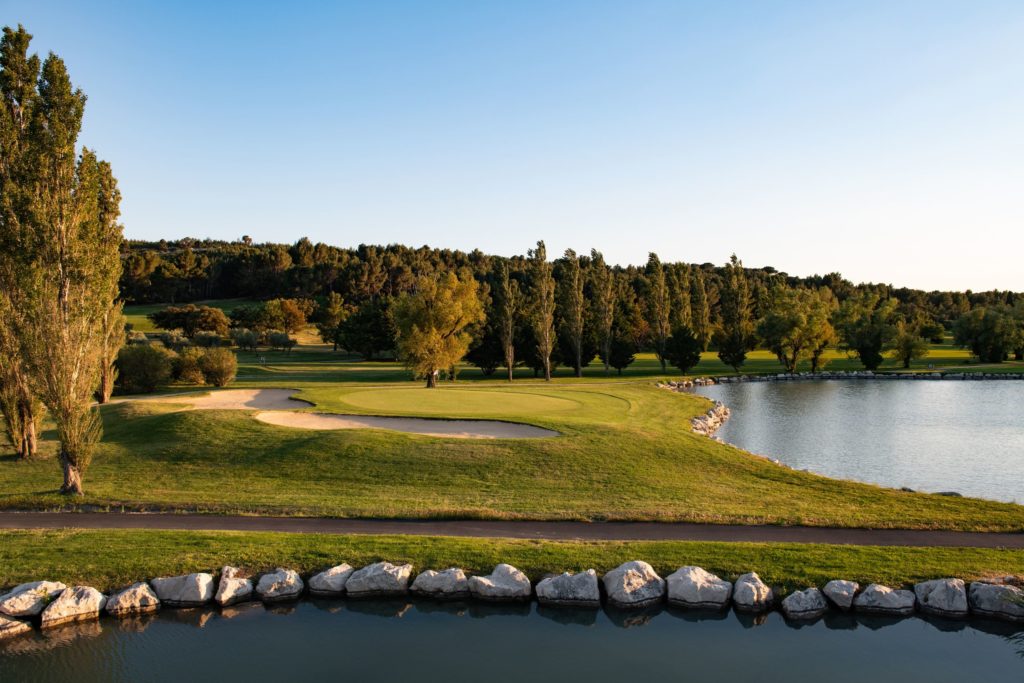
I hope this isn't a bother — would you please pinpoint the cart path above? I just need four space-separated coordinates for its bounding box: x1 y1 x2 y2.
1 512 1022 548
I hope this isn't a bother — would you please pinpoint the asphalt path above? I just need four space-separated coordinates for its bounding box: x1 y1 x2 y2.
1 512 1022 548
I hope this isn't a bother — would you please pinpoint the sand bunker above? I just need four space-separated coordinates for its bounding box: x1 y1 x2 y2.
125 388 557 439
254 411 558 439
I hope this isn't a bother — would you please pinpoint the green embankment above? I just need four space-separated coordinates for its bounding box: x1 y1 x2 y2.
1 529 1020 595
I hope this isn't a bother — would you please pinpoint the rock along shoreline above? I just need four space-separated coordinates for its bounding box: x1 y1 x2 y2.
2 562 1022 642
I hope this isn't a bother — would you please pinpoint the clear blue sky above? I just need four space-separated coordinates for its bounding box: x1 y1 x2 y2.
6 0 1023 291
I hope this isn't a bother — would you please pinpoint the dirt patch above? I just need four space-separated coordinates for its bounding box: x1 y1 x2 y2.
254 411 559 439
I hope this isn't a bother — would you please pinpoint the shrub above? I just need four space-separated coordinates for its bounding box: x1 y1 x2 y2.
193 331 222 348
157 331 191 352
127 330 149 345
230 327 258 351
199 348 238 387
267 331 297 353
173 347 206 384
116 344 175 394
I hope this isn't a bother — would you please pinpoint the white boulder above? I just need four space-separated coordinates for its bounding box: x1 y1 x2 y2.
733 573 774 612
106 582 160 616
309 564 355 597
411 568 470 599
853 583 916 615
468 564 532 601
914 578 968 618
822 580 859 611
666 566 732 609
781 587 828 620
0 581 67 618
0 614 32 640
215 567 254 606
150 573 215 607
602 561 665 608
968 582 1024 622
255 568 304 603
346 562 413 597
40 586 106 628
536 570 600 607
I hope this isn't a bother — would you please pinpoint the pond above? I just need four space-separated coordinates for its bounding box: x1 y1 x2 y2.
2 600 1022 682
695 380 1024 503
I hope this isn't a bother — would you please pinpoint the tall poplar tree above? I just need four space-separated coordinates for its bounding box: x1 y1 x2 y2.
528 241 556 381
558 248 586 377
668 264 692 331
645 253 671 372
497 261 520 382
0 28 124 493
714 254 756 372
590 250 616 375
690 268 712 351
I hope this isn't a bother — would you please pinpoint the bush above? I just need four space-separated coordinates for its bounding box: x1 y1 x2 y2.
157 331 191 352
194 331 222 348
268 331 297 353
230 327 258 351
664 326 703 374
116 344 175 394
173 347 206 384
199 348 238 387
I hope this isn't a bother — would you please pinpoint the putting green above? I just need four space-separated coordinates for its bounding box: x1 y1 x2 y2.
330 387 582 417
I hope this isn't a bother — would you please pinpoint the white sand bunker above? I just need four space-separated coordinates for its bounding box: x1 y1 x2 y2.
254 411 559 439
170 388 314 411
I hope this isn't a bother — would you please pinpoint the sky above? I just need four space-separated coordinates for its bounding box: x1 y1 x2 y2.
4 0 1023 291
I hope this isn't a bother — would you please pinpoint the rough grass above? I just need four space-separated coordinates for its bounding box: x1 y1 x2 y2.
2 382 1022 531
1 529 1021 595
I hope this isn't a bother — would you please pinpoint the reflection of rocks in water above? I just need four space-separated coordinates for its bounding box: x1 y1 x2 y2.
309 598 346 615
822 612 858 631
412 600 468 618
732 610 769 629
603 603 663 629
2 620 103 656
344 599 412 619
113 613 158 634
969 617 1024 638
218 602 264 621
781 613 823 629
854 613 903 631
664 605 729 624
919 614 968 634
536 604 598 627
264 603 297 617
467 601 531 620
161 607 217 629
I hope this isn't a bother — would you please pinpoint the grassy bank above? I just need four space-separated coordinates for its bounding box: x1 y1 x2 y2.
2 529 1021 595
2 383 1022 530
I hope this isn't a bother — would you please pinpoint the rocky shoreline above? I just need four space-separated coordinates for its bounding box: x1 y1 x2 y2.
2 562 1021 642
687 370 1024 384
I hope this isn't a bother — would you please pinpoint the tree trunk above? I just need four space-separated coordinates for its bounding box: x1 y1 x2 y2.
23 417 37 459
543 359 551 382
60 454 84 496
425 371 438 388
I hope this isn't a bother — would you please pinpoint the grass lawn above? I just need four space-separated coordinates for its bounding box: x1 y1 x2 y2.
2 380 1022 531
1 529 1021 595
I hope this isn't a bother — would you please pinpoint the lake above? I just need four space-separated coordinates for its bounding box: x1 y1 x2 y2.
695 380 1024 502
1 599 1022 682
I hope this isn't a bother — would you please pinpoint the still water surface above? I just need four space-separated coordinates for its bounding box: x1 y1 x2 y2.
696 381 1024 502
1 600 1022 682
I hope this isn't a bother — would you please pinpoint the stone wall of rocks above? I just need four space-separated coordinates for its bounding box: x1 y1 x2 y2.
2 561 1021 640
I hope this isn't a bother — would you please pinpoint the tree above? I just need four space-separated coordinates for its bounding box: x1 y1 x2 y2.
757 286 838 374
337 299 395 360
953 306 1020 363
528 241 556 381
590 250 616 375
1 35 124 494
808 288 839 373
664 326 703 374
314 291 348 351
603 336 636 375
558 249 586 377
198 348 237 387
645 253 671 372
268 331 297 353
392 272 485 387
496 261 520 381
95 304 126 403
264 298 311 334
714 255 756 372
149 304 229 338
0 296 41 459
892 320 929 369
668 264 692 331
690 268 712 351
834 292 899 370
